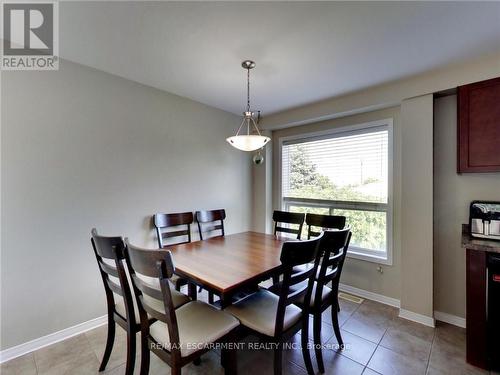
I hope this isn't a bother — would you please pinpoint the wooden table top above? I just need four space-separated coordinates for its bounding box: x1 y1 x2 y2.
168 231 285 293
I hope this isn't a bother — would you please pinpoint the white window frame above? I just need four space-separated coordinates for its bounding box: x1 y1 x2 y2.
278 118 394 266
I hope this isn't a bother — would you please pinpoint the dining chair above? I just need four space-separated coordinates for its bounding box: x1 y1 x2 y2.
91 229 191 375
195 209 226 240
124 240 239 375
272 210 305 240
296 228 351 373
305 213 346 239
195 209 226 304
226 233 324 375
291 213 346 278
270 210 306 284
91 229 137 375
153 212 196 298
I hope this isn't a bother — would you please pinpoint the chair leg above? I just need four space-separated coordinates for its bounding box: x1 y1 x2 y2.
273 344 283 375
313 314 325 373
188 283 197 301
272 275 279 284
331 303 344 348
221 347 237 374
139 334 150 375
98 319 115 371
171 365 181 375
208 292 215 305
300 321 315 375
124 328 136 375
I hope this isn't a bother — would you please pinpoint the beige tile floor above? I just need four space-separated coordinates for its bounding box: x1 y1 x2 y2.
1 291 497 375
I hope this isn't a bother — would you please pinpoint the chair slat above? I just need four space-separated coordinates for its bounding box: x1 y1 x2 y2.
275 226 300 235
321 266 338 283
107 279 124 296
162 229 190 239
289 267 314 286
99 259 119 278
138 295 168 323
132 274 164 300
203 224 223 232
287 284 309 304
308 230 321 238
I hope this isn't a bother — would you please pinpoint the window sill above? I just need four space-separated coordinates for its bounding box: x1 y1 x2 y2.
347 248 392 266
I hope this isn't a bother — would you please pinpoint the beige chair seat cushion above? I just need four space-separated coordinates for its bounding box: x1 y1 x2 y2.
225 290 302 337
115 281 190 322
149 301 239 357
297 281 332 307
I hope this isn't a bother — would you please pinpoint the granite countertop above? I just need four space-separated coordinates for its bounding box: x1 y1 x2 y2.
462 224 500 254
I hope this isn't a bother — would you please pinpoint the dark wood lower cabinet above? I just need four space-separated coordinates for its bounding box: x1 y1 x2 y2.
466 249 488 369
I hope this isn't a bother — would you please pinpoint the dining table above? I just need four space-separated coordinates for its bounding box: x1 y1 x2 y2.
167 231 286 308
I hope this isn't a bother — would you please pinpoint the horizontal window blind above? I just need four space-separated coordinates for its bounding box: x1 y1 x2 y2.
282 127 388 203
281 124 390 256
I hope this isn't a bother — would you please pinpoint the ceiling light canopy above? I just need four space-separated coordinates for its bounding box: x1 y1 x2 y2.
226 60 270 152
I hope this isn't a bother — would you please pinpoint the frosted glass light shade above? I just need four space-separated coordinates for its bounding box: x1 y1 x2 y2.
226 135 270 152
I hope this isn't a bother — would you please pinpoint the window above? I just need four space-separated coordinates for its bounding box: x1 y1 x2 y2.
280 119 393 264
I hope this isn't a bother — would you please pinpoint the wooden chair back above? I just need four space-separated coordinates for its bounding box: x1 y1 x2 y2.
124 240 181 352
153 212 194 247
274 233 323 336
273 210 305 240
91 228 136 326
305 213 346 239
195 209 226 240
314 228 351 310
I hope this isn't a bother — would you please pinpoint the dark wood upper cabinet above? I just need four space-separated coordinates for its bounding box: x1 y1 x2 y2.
458 77 500 173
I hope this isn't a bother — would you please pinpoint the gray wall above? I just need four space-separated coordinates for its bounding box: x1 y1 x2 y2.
433 95 500 318
400 94 434 319
1 60 251 350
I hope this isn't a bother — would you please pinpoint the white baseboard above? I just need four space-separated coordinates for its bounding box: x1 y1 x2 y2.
399 309 435 328
0 315 107 364
339 283 401 308
434 310 466 328
339 284 467 330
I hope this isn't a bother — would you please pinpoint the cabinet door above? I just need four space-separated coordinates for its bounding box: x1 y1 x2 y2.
458 77 500 173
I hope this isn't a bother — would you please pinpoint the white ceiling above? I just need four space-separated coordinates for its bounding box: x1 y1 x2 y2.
60 2 500 115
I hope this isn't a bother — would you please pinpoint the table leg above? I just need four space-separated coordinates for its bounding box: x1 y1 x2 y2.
220 293 232 309
188 282 197 301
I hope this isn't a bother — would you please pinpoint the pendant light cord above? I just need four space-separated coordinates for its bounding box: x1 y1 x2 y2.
247 67 251 112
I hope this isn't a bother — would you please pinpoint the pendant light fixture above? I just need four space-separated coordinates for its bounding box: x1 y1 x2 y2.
226 60 270 152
